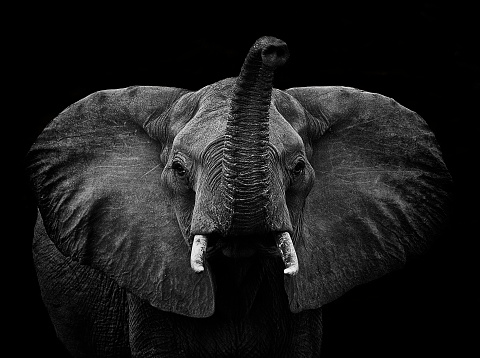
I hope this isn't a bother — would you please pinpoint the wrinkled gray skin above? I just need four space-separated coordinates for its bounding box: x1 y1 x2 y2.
27 37 451 357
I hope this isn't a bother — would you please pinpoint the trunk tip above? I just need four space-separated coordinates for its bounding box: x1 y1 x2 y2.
255 36 289 68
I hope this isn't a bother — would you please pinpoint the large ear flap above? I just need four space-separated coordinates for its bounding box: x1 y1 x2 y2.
284 86 452 312
27 86 215 318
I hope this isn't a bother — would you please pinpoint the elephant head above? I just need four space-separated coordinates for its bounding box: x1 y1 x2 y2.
27 36 451 354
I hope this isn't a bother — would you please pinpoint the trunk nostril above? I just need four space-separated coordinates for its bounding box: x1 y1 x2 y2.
261 39 289 68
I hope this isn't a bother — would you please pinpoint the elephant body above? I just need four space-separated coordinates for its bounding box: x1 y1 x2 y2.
27 37 451 357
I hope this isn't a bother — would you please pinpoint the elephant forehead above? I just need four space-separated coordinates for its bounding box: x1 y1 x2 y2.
269 106 305 155
172 103 304 159
173 106 228 152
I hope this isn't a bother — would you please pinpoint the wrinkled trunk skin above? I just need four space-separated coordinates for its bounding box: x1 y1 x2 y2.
222 37 289 235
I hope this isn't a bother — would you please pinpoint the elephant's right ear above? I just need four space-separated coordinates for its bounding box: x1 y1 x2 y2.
27 86 215 318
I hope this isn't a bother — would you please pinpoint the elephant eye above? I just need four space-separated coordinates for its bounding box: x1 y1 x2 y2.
292 160 306 176
172 160 188 177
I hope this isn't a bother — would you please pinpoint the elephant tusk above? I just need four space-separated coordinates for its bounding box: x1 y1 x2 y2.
190 235 208 273
276 232 299 276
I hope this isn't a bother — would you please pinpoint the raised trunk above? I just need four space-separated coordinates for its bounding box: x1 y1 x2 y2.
222 37 289 235
191 38 298 275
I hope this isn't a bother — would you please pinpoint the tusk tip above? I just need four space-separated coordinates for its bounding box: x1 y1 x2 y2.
284 266 298 276
191 263 205 273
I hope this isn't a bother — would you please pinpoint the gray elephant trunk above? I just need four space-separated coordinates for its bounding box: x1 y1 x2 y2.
222 37 289 235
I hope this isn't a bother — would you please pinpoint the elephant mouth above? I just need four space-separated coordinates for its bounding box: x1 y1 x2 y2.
206 233 279 259
190 232 299 276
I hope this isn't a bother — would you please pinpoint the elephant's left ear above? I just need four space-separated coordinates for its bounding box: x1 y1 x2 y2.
27 86 215 318
284 86 452 312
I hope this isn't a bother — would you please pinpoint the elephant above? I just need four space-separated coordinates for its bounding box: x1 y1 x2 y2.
26 36 452 357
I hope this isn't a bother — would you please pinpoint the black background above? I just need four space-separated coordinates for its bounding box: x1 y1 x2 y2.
13 3 476 357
